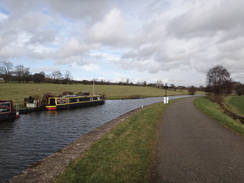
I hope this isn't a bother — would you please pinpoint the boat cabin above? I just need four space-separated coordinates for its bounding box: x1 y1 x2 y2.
0 100 18 121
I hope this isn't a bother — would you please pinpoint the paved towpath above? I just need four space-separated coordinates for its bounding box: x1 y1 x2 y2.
156 97 244 183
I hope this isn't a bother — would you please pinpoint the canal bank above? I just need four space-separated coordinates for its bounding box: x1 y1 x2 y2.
7 106 146 183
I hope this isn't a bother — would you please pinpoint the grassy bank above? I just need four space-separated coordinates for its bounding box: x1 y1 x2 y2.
53 101 171 183
0 83 188 108
195 97 244 136
224 96 244 116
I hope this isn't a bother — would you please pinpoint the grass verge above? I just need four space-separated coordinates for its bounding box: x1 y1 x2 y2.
53 101 171 183
195 97 244 136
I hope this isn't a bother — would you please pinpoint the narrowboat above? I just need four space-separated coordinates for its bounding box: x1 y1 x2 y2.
45 92 105 111
0 100 19 121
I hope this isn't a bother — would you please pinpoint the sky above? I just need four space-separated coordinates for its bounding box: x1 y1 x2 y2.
0 0 244 87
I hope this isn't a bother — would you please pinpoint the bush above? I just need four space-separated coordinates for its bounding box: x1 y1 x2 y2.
188 86 196 95
212 94 224 105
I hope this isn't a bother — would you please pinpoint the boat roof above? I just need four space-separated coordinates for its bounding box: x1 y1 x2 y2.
50 94 101 98
0 100 13 102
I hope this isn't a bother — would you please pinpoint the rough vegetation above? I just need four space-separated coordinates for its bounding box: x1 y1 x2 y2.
224 96 244 117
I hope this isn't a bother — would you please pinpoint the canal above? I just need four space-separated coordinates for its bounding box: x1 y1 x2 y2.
0 96 190 182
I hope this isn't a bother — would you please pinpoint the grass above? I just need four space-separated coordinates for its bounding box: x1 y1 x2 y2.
195 97 244 136
0 83 188 108
224 96 244 117
53 101 172 183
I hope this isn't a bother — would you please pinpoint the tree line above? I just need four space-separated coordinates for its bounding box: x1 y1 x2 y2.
0 60 200 91
0 60 74 84
1 60 243 95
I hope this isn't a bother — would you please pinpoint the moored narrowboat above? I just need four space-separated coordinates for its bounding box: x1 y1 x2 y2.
0 100 19 121
45 93 105 111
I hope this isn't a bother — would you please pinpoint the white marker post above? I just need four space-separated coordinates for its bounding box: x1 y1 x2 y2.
164 84 169 104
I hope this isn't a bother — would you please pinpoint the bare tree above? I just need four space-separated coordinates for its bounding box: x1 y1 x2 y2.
126 78 129 85
170 84 176 91
14 65 30 83
64 70 72 81
51 71 62 79
156 80 163 88
62 70 72 84
0 60 13 82
51 70 63 83
206 65 232 95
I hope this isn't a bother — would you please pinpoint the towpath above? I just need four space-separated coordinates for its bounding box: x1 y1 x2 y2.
156 97 244 183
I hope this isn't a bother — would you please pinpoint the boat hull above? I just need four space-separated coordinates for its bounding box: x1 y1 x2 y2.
0 112 17 121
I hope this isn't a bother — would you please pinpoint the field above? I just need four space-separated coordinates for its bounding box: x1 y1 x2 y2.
0 83 188 108
224 96 244 117
195 97 244 136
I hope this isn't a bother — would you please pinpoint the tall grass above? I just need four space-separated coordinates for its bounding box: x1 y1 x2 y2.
53 101 170 183
195 97 244 136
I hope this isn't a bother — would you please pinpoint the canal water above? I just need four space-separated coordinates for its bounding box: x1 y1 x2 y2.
0 96 191 182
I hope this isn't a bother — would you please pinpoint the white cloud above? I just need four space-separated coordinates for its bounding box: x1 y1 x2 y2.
167 0 244 38
81 63 101 72
0 0 244 85
46 0 114 21
0 12 7 21
86 8 129 46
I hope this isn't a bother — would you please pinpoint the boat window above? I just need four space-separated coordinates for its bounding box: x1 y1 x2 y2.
79 97 89 101
57 99 70 104
70 98 77 103
0 102 11 113
49 99 56 105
